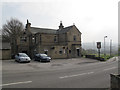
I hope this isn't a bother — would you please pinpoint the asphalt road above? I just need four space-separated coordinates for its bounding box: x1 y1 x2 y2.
2 57 118 88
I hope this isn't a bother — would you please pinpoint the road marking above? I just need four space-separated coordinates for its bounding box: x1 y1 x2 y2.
103 67 117 71
59 72 94 79
87 72 94 74
0 81 32 87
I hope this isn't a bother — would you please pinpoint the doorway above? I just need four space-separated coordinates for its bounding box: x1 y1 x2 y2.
44 51 48 55
22 51 27 54
77 49 80 56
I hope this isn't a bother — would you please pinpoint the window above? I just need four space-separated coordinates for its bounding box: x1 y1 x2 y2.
34 35 37 44
40 35 41 41
59 51 62 54
69 50 71 54
32 36 35 43
63 49 66 54
35 35 39 44
32 35 37 43
54 36 57 42
73 35 76 41
40 35 42 44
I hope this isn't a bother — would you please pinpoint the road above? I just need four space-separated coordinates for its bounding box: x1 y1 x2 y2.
2 57 118 88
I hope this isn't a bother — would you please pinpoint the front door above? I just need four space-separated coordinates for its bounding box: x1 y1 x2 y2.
77 49 80 56
22 51 28 54
44 51 48 55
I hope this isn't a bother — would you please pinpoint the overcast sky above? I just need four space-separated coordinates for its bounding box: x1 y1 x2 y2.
1 0 119 44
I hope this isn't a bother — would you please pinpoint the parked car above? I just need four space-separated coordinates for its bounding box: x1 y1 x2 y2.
15 53 31 63
34 54 51 62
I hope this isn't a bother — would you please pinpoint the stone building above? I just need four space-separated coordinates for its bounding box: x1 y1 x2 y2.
17 20 82 59
0 36 11 60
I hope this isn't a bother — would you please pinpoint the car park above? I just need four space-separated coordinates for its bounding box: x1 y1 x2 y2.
15 53 31 63
34 54 51 62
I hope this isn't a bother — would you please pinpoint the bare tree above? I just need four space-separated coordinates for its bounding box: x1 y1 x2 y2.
2 18 24 56
2 18 24 40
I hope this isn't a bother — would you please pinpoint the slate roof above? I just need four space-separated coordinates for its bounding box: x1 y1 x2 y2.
30 27 57 34
58 25 73 34
29 25 81 34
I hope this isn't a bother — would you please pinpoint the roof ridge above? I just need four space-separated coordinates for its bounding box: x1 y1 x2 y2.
31 27 57 31
30 27 57 34
64 25 74 29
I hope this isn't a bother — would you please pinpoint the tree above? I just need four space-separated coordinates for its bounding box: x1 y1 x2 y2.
81 48 87 56
2 18 24 55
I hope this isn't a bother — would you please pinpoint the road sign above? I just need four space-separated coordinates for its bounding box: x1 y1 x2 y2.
97 42 101 58
97 42 101 49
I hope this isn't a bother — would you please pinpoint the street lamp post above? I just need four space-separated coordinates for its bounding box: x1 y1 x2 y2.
104 36 107 58
110 39 112 57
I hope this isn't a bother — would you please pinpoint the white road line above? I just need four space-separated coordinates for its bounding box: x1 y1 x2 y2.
87 72 94 74
59 72 94 79
103 67 117 71
0 81 32 87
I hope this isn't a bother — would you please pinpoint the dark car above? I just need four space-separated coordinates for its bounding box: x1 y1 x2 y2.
34 54 51 62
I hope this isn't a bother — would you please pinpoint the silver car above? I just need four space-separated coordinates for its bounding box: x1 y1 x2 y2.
15 53 31 63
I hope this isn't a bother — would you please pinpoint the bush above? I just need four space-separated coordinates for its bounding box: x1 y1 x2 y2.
85 55 95 59
85 54 105 61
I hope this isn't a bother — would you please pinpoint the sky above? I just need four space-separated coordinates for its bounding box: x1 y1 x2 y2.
0 0 119 44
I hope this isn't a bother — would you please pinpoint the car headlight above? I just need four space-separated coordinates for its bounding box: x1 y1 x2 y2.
28 58 31 60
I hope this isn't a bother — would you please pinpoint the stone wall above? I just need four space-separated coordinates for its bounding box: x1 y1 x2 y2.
0 49 11 60
38 45 67 59
41 34 58 46
110 74 120 89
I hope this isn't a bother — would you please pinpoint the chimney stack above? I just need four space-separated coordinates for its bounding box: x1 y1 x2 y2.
59 21 64 30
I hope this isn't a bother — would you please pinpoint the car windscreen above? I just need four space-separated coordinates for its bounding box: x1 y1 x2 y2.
40 54 47 57
19 54 28 57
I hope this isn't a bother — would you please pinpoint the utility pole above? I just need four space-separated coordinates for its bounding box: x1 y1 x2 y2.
110 39 112 57
104 36 107 58
93 41 95 55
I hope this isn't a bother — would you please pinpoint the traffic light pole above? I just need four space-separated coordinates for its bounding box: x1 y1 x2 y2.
98 49 100 58
97 42 101 58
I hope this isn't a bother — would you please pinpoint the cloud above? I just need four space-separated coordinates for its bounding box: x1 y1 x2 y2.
1 0 119 43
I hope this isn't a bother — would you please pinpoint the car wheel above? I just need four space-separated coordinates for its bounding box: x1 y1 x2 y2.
19 59 21 63
16 59 18 62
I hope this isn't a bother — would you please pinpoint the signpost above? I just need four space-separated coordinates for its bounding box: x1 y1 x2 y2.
97 42 101 58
